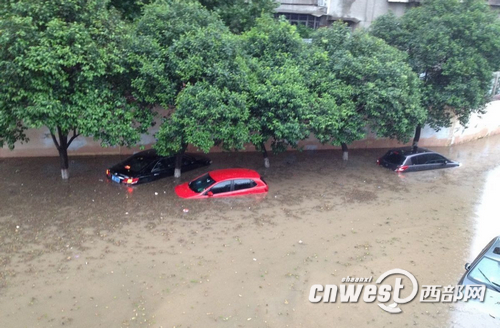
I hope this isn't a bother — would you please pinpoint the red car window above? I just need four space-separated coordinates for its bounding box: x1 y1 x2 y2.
210 181 232 194
233 179 257 191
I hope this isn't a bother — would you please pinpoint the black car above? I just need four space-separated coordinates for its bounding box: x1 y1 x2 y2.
377 147 459 172
106 149 211 185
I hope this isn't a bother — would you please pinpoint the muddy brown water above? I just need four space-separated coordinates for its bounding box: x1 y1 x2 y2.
1 136 500 328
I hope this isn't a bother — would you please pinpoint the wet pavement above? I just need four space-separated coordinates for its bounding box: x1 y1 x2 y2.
1 135 500 328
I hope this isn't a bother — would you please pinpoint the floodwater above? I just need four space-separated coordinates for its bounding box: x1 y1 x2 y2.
1 135 500 328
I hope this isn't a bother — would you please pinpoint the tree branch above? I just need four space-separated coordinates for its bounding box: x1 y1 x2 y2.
57 126 69 150
50 131 61 151
356 104 365 113
67 128 80 147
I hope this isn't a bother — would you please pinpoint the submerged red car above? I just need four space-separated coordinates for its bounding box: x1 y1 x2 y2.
175 169 268 199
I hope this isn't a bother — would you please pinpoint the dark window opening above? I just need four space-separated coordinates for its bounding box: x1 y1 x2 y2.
152 158 174 172
122 154 160 174
384 152 406 165
234 179 257 191
274 13 321 29
425 154 447 164
210 181 232 194
411 154 426 165
182 155 194 166
189 174 215 193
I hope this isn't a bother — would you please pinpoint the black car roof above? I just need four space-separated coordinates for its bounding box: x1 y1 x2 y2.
387 147 432 157
131 149 158 158
130 150 206 160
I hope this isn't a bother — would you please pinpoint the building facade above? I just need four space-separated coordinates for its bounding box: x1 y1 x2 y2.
275 0 500 28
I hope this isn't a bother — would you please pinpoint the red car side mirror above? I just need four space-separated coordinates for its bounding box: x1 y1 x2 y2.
207 191 213 197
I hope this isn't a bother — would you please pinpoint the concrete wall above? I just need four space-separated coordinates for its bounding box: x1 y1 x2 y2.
448 100 500 145
0 124 160 158
275 0 414 28
2 100 499 158
327 0 410 27
279 0 499 28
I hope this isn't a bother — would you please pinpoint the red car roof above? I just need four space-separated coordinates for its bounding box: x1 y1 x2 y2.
208 168 261 181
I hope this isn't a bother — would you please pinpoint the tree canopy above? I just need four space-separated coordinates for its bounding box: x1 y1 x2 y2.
153 24 253 155
109 0 151 21
110 0 278 33
308 23 426 159
129 0 223 108
198 0 278 34
241 16 314 167
130 0 254 176
0 0 153 178
371 0 500 132
2 0 488 177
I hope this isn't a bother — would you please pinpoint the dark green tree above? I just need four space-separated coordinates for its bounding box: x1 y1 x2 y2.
371 0 500 149
294 23 316 39
199 0 278 34
241 16 314 168
309 23 426 160
109 0 277 32
109 0 151 21
0 0 153 179
131 0 253 177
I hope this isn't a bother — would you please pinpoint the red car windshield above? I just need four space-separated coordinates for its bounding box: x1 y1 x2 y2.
189 174 216 193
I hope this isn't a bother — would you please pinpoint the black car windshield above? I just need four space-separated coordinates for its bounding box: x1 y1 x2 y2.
384 152 406 165
122 155 158 174
189 174 216 193
468 256 500 292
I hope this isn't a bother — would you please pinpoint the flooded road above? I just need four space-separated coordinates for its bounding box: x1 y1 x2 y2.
1 135 500 328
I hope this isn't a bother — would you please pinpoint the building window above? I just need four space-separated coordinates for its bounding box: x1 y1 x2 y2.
275 13 321 29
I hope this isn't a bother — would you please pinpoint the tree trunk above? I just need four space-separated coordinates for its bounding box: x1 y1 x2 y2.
412 125 421 153
50 127 79 180
341 143 348 161
174 144 188 178
174 154 182 178
261 142 270 168
58 146 69 179
57 128 69 179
